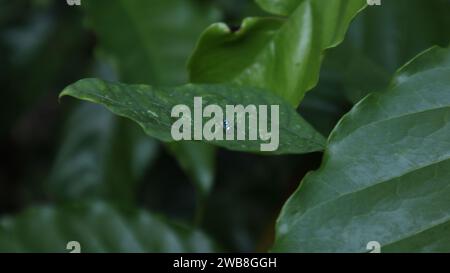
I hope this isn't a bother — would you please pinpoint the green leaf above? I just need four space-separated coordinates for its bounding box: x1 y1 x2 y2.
188 0 366 106
83 0 220 194
47 103 159 205
273 46 450 252
0 202 215 252
60 78 325 154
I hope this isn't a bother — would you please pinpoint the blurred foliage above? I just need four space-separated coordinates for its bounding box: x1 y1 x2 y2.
0 0 449 252
1 0 93 214
46 103 159 206
322 0 450 103
0 201 215 252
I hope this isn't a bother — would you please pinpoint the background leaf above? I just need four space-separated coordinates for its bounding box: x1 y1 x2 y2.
0 201 215 253
47 103 159 205
83 0 220 85
273 46 450 252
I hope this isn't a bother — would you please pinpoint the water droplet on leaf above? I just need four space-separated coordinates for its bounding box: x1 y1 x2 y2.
223 120 231 131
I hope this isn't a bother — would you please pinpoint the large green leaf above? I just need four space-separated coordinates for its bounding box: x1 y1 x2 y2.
273 46 450 252
0 202 215 252
60 78 325 154
47 103 159 205
83 0 220 195
188 0 366 106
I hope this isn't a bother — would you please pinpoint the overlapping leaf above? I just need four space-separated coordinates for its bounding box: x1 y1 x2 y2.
273 46 450 252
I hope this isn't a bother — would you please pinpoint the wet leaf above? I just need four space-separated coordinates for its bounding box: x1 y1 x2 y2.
273 47 450 252
60 79 326 154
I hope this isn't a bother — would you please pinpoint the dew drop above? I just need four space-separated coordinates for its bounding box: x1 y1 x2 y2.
223 120 231 131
